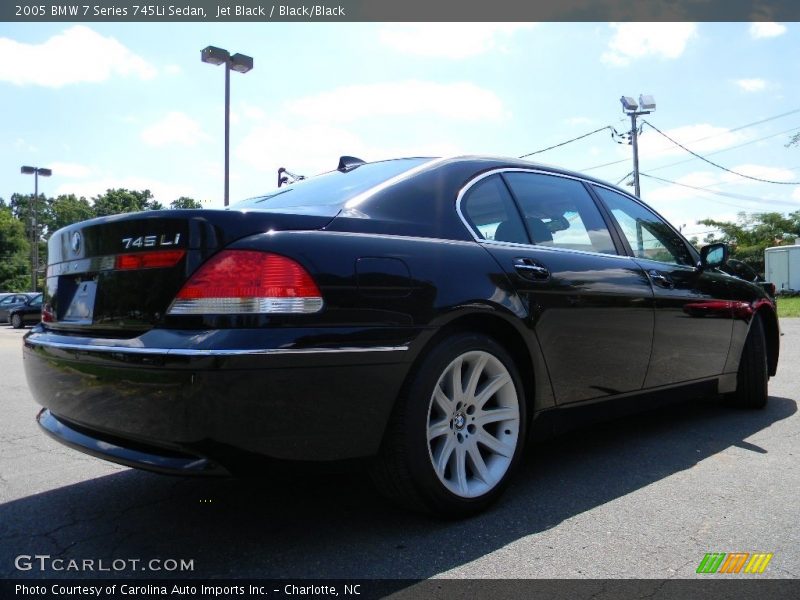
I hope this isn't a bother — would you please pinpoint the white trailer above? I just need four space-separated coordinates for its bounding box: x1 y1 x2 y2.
764 242 800 292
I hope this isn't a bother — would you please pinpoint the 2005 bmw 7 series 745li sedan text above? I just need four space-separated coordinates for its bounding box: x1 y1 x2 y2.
24 156 779 517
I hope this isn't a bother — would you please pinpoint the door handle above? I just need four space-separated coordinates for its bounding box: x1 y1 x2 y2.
648 269 674 289
514 258 550 281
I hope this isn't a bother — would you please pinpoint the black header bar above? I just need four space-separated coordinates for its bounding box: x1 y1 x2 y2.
4 0 800 22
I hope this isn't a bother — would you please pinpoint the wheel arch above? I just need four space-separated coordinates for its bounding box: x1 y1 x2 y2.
757 306 780 377
402 309 555 427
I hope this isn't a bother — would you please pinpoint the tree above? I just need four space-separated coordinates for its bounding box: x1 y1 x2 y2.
0 203 31 291
92 188 162 216
46 194 95 234
170 196 203 209
698 211 800 274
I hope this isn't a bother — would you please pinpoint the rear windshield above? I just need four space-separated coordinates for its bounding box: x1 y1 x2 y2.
234 158 433 214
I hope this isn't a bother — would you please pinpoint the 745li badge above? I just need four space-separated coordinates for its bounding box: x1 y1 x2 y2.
121 234 181 249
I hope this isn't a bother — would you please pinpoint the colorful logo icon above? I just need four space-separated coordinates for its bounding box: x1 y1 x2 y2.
696 552 773 574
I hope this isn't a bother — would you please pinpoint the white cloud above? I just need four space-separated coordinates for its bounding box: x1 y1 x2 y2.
735 78 766 92
49 162 92 179
749 22 787 39
601 22 697 67
379 23 536 59
287 81 508 123
235 120 463 180
163 64 182 75
0 26 156 87
720 164 796 184
140 112 210 147
566 117 593 126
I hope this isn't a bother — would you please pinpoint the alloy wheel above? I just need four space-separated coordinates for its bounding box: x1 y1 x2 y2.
426 350 520 498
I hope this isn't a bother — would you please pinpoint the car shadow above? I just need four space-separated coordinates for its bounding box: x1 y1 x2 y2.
0 396 795 580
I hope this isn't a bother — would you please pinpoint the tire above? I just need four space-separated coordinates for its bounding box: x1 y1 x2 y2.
10 313 23 329
730 314 768 409
371 332 527 517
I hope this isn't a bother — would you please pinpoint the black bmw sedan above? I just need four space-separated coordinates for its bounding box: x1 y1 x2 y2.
24 156 779 516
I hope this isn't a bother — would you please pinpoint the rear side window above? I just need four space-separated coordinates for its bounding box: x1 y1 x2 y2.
503 172 617 255
461 175 528 243
593 186 695 266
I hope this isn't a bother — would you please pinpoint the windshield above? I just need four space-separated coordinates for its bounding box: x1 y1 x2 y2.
235 158 434 214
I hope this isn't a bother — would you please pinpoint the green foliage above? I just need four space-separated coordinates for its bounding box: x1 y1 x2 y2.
92 188 158 216
777 296 800 318
0 203 31 291
47 194 95 233
698 211 800 275
170 196 203 209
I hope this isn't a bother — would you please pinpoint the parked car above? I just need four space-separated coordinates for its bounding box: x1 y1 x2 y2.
23 156 779 517
0 293 35 323
9 293 43 328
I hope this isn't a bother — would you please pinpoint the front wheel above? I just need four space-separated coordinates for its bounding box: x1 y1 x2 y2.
371 333 526 517
10 313 23 329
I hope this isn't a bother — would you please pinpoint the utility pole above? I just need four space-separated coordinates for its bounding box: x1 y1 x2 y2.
620 95 656 198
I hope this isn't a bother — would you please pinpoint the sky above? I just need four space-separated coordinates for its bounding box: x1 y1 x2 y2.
1 21 799 239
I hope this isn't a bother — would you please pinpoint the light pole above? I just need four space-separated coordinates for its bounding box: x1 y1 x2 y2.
20 165 52 292
620 94 656 197
201 46 254 207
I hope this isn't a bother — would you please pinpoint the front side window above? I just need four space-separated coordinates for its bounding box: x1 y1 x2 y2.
503 172 617 255
593 186 694 266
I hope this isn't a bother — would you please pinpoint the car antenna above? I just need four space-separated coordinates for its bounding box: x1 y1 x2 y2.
277 167 306 187
337 156 366 172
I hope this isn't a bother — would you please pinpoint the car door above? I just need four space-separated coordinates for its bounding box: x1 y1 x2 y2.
591 185 734 388
459 170 655 405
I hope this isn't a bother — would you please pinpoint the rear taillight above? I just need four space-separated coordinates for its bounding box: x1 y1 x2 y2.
167 250 323 315
116 250 185 270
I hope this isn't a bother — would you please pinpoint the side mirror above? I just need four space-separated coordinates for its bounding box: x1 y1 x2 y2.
700 243 728 269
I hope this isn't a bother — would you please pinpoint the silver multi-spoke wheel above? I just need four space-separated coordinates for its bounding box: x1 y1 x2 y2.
426 350 520 498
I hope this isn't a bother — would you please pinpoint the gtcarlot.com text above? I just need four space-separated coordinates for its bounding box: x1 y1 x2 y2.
14 555 194 573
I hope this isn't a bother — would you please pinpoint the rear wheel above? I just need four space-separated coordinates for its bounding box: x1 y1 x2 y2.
730 314 768 409
10 313 23 329
371 333 526 517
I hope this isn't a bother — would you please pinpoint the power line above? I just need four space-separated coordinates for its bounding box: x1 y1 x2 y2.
518 126 613 158
640 173 800 209
615 171 633 185
580 107 800 172
642 120 800 185
645 125 800 174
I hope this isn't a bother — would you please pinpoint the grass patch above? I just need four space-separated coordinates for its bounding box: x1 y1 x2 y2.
777 296 800 319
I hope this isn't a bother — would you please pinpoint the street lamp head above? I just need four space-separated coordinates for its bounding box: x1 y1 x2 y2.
229 53 254 74
620 96 638 112
201 46 230 66
21 166 36 174
38 168 52 177
638 94 656 111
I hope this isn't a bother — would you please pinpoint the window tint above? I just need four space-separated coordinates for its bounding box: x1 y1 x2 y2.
461 175 529 243
503 173 616 255
593 186 694 266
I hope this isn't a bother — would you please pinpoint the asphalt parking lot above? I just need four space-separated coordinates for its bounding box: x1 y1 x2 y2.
1 321 798 581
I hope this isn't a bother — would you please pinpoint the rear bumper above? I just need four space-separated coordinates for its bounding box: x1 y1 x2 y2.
37 409 229 476
24 326 415 464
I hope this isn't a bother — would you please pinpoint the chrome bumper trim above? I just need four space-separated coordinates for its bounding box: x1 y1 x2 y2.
25 337 408 356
